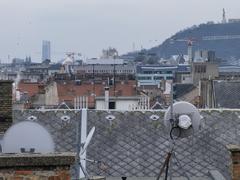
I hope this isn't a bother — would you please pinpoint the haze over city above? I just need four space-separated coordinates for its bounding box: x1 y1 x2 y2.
0 0 239 62
1 1 240 180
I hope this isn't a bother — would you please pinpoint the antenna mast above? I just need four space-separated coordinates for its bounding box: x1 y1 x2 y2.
222 8 227 24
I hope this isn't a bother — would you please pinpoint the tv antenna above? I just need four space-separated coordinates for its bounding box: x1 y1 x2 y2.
79 127 98 178
156 85 202 179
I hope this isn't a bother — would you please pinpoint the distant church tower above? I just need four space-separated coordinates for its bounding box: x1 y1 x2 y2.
222 8 227 24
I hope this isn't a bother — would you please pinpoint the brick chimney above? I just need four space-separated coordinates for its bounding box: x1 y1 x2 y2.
0 80 13 133
227 144 240 180
0 153 75 179
38 83 45 94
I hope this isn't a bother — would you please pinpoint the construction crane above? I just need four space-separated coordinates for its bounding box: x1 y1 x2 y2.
170 37 198 62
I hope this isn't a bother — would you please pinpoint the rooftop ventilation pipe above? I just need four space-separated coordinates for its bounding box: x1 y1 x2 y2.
104 87 109 110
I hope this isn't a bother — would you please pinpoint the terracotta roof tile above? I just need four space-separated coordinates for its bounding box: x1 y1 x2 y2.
18 82 41 97
56 80 137 108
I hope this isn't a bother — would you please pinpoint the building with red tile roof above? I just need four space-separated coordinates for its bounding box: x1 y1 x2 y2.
45 80 139 109
17 81 43 98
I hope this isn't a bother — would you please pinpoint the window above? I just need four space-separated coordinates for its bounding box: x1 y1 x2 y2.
109 102 116 109
154 76 163 80
195 65 206 73
138 76 151 80
143 71 152 74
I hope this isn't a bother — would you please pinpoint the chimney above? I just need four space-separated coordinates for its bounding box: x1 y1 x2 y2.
0 80 13 133
0 153 75 179
227 144 240 180
38 84 45 94
104 87 109 110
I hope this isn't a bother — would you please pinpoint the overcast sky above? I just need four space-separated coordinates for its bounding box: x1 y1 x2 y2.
0 0 239 62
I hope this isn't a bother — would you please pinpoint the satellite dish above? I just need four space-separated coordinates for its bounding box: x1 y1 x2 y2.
164 101 201 138
81 127 95 155
2 121 54 153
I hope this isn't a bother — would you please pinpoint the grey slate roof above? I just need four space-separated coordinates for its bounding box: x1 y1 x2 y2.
174 83 195 99
12 109 240 180
214 80 240 108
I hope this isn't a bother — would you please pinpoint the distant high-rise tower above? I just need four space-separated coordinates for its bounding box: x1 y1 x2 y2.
42 40 51 61
222 8 227 24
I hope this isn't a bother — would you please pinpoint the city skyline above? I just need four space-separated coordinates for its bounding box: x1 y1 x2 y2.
0 0 239 62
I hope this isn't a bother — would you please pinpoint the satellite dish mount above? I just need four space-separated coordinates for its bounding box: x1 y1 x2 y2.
156 83 201 180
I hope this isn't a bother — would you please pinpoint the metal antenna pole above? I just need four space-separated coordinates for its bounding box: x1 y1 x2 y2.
169 81 174 180
93 64 95 95
77 117 81 178
170 82 174 120
113 63 116 96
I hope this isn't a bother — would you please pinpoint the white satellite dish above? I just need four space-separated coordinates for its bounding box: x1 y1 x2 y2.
81 127 95 155
2 121 54 153
164 101 201 138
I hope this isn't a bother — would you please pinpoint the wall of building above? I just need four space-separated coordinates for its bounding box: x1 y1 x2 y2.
0 80 13 133
45 82 59 105
74 64 136 75
0 153 75 180
227 145 240 180
200 80 215 108
191 62 219 85
182 73 192 83
136 65 177 86
175 72 192 84
96 99 139 110
0 169 70 180
137 73 174 86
